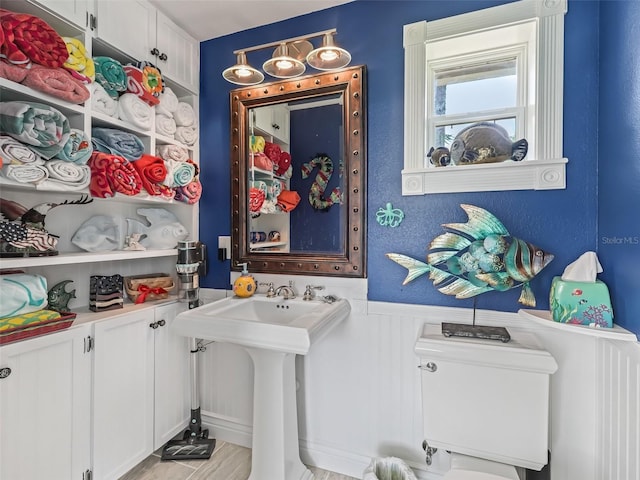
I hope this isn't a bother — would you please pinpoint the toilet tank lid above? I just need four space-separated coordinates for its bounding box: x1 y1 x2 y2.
415 324 558 374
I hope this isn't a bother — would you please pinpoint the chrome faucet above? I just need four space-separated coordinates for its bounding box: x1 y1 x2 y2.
275 281 296 299
303 285 324 301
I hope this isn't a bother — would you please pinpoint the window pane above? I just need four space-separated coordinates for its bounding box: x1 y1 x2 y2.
434 118 516 149
434 59 517 116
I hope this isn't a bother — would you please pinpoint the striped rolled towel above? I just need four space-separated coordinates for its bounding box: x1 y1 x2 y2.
62 37 95 83
0 101 70 159
93 56 127 99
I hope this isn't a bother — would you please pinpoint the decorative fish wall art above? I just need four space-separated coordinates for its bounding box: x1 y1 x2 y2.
428 122 528 167
387 204 553 307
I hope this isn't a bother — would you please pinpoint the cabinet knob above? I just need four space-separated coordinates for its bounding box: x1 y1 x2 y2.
272 123 280 130
158 319 166 327
419 362 438 373
0 367 11 379
150 47 160 56
150 322 159 329
159 53 168 61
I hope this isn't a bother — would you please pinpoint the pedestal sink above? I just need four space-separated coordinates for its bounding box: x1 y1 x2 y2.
173 295 351 480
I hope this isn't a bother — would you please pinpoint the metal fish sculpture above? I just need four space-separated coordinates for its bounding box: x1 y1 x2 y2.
386 204 553 307
47 280 76 313
449 122 528 166
126 208 188 250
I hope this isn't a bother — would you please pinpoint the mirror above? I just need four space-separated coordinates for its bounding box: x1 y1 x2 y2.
230 65 366 277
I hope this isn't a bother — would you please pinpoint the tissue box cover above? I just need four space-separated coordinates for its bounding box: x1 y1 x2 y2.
549 277 613 327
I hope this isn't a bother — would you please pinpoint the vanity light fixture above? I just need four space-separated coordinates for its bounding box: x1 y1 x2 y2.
222 29 351 85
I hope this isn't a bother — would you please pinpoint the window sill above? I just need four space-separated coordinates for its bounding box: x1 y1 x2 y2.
401 158 568 195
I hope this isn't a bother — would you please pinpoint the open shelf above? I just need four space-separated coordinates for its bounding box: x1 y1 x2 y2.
0 248 178 269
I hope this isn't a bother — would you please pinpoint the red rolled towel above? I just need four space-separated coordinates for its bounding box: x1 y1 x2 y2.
174 178 202 204
0 9 68 67
88 151 142 198
130 153 167 196
22 65 90 104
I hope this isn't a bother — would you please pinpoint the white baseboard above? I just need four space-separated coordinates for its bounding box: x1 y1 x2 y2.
201 410 252 448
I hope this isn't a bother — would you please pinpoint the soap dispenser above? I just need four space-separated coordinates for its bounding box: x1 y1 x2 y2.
233 263 256 298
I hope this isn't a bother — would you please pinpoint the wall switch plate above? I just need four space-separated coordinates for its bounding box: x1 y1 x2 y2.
218 236 231 261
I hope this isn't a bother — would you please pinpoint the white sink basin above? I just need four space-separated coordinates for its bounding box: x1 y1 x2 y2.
173 295 351 354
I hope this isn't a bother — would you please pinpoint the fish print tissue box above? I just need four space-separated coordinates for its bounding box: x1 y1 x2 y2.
549 277 613 328
90 274 124 312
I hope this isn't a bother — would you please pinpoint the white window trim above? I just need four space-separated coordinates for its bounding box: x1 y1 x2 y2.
402 0 568 195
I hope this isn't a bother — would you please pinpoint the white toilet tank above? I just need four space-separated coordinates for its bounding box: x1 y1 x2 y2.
414 323 557 471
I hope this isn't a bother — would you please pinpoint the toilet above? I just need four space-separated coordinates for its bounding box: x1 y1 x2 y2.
414 323 558 479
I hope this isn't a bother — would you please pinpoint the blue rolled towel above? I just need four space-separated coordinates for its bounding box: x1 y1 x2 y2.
54 128 93 164
91 127 145 161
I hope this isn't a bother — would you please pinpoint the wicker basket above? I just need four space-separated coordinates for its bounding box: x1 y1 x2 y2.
125 273 175 303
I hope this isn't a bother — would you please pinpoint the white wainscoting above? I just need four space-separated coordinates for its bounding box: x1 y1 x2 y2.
196 282 639 480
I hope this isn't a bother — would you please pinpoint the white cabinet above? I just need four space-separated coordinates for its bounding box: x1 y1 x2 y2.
0 324 92 480
253 104 290 143
29 0 89 28
93 310 155 480
94 0 199 92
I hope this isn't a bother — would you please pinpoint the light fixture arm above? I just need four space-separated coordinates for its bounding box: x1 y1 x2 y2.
232 28 337 55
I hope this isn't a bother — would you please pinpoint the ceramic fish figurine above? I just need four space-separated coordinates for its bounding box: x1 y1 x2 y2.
449 122 528 166
387 204 553 307
126 208 188 250
71 215 121 252
47 280 76 313
427 146 451 167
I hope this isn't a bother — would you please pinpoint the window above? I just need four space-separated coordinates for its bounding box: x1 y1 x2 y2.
402 0 568 195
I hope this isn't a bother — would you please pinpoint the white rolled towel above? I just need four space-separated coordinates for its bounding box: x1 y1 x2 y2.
1 163 48 184
91 82 118 117
175 125 198 146
0 135 44 165
155 114 177 137
156 144 189 162
117 93 153 130
174 101 195 127
38 160 91 191
156 86 179 117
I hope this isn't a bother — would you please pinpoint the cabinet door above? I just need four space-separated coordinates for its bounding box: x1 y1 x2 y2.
271 104 290 143
94 0 156 63
155 10 200 93
33 0 88 27
153 302 191 449
0 325 92 480
93 311 155 480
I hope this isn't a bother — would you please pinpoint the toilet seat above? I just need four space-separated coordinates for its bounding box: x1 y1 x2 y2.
443 454 521 480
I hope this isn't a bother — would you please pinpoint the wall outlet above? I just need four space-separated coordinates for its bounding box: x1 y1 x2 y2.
218 236 231 261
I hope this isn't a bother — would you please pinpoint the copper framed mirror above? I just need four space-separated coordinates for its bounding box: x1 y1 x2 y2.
230 65 366 277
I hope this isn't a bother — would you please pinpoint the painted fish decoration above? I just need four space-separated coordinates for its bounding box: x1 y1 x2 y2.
47 280 76 313
386 204 553 307
126 208 188 250
449 122 528 166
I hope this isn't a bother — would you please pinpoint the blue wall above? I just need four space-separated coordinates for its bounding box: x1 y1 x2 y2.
199 1 639 335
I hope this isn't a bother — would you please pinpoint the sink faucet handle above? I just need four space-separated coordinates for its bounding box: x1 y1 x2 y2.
259 282 276 297
303 285 325 301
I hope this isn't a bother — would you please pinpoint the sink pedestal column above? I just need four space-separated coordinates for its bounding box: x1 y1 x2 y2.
245 347 312 480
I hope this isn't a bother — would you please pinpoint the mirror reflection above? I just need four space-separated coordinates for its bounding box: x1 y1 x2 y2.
230 66 366 277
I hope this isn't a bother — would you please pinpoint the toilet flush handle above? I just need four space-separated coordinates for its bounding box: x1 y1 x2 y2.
419 362 437 373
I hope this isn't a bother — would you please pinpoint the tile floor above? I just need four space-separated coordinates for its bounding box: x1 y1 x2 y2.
119 440 358 480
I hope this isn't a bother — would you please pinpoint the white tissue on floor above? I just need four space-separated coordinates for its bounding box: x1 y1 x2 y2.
561 251 603 282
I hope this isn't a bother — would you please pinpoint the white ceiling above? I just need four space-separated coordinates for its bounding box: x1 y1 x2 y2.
149 0 354 42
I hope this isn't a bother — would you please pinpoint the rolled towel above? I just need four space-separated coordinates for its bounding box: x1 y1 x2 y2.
90 82 118 117
117 93 153 130
0 61 28 83
156 144 189 163
174 178 202 204
1 163 48 184
54 128 93 164
124 63 162 106
88 151 142 198
62 37 95 82
91 127 145 161
130 153 167 196
0 10 68 67
162 158 195 187
40 159 91 191
93 56 127 99
156 86 178 117
155 114 176 137
175 125 198 146
0 135 43 165
173 102 196 126
0 101 70 159
22 65 90 104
